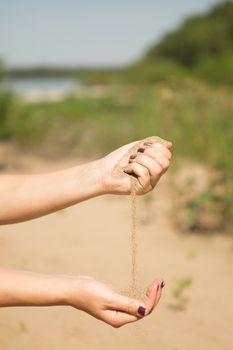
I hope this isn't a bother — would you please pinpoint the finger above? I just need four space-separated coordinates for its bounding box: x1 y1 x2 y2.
115 141 139 167
132 154 164 180
108 293 147 318
153 279 164 309
144 279 164 315
144 280 159 314
143 143 172 160
124 162 151 190
130 155 163 189
145 138 173 149
148 149 170 173
157 139 173 149
154 284 163 309
103 310 139 328
164 141 173 149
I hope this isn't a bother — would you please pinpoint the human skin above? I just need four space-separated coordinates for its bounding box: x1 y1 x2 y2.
0 138 172 327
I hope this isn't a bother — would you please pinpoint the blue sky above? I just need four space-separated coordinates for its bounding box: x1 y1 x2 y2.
0 0 219 67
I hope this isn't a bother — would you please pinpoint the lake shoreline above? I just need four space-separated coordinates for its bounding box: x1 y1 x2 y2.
0 77 117 102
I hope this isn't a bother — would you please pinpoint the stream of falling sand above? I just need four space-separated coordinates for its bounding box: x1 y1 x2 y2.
130 177 137 294
112 136 164 298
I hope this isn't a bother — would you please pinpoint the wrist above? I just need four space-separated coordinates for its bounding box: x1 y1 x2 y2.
96 157 126 195
86 159 107 196
79 159 110 196
57 275 78 306
62 276 87 309
63 160 106 205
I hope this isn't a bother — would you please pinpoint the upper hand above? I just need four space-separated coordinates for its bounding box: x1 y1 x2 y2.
67 276 164 328
99 137 173 195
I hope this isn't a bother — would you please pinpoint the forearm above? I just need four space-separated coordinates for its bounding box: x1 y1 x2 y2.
0 137 173 224
0 268 72 307
0 160 105 224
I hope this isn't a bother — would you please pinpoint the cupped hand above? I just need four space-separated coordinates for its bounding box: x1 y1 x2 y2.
67 276 165 328
100 137 172 195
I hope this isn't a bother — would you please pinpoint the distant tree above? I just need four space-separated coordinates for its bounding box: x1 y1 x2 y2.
0 58 5 79
145 1 233 67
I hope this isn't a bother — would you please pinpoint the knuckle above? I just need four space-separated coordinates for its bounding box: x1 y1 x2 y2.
132 161 139 169
135 154 143 163
167 151 172 160
130 163 137 173
128 299 137 313
155 165 163 175
143 148 151 156
154 143 162 150
142 166 150 177
163 159 170 169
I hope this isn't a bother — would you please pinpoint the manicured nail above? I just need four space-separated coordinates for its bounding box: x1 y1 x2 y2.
144 142 153 146
138 306 146 316
129 154 137 159
161 281 165 288
137 148 145 153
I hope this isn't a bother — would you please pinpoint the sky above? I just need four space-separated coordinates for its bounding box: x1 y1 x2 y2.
0 0 220 68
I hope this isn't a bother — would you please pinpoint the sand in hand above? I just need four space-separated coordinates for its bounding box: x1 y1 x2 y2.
112 136 164 299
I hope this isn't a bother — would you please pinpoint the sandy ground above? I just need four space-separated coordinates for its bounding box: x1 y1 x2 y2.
0 146 233 350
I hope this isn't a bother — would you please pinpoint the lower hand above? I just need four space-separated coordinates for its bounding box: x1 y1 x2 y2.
67 276 164 328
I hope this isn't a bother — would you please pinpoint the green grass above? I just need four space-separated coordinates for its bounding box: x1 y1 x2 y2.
1 81 232 231
168 276 192 311
1 81 233 180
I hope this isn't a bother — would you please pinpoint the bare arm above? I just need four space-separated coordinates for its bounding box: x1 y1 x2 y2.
0 161 104 224
0 138 172 224
0 268 164 328
0 137 171 327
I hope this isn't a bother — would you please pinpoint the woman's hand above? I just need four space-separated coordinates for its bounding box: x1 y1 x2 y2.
0 269 164 328
0 136 172 224
100 138 173 195
67 276 164 328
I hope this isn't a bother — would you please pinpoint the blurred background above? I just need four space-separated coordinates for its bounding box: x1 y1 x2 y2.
0 1 233 349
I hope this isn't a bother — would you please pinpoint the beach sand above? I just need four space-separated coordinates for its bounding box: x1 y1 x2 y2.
0 146 232 350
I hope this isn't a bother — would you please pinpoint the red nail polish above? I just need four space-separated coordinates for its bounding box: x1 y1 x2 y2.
161 281 165 288
137 148 145 153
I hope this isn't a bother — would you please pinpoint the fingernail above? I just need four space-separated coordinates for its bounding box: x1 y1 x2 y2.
137 148 145 153
144 142 153 146
129 154 137 159
138 306 146 316
161 281 165 288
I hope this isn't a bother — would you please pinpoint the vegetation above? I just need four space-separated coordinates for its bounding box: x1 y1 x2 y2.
1 1 233 233
6 2 233 86
145 1 233 85
0 81 232 175
168 276 192 311
7 66 121 83
0 58 5 80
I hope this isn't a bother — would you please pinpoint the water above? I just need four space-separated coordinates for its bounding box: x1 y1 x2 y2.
0 77 81 97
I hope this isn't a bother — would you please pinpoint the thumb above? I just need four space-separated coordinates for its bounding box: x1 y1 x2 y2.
110 293 147 318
